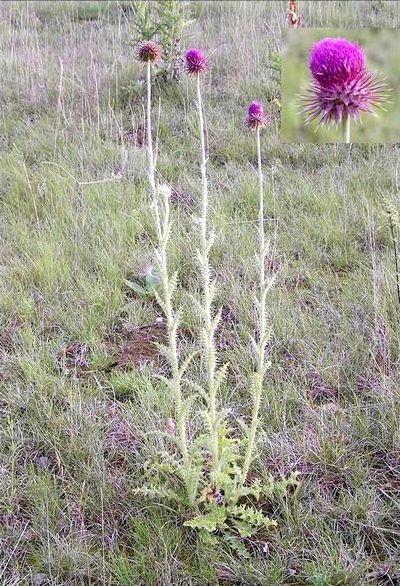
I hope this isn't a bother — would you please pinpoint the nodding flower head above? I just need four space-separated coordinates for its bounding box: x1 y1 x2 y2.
185 48 208 75
136 40 163 65
245 101 271 130
303 37 387 125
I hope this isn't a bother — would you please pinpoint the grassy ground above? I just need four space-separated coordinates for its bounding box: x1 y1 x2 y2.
1 1 400 584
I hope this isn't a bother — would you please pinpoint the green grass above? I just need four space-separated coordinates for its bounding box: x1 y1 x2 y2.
1 1 400 584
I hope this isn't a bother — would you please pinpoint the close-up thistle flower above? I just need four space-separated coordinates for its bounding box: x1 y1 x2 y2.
302 37 387 142
185 48 209 75
135 40 163 65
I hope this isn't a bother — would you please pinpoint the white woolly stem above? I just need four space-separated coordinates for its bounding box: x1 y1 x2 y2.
153 190 189 470
196 72 219 469
147 60 156 194
241 127 269 484
342 113 351 144
146 61 190 493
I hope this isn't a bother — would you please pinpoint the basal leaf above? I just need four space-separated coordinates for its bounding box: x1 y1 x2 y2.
183 508 228 533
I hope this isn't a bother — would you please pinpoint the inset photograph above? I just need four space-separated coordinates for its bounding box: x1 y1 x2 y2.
281 28 400 143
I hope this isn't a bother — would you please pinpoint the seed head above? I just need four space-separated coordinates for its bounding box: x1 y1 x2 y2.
136 40 163 65
185 48 208 75
303 37 387 126
245 101 271 130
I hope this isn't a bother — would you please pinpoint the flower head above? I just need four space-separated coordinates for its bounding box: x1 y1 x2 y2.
185 48 208 75
310 38 365 87
136 40 163 65
303 37 387 126
245 101 271 130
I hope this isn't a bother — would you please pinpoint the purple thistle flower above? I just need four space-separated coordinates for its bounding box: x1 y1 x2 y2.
185 48 208 75
310 38 365 87
245 101 271 130
303 37 387 126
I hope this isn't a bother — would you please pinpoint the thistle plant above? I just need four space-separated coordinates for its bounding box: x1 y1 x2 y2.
132 45 298 546
135 40 163 193
185 48 222 474
302 37 388 143
241 102 274 484
135 42 194 499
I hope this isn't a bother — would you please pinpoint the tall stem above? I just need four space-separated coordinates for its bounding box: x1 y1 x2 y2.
146 60 156 194
257 128 265 297
196 72 219 469
342 113 350 144
146 62 189 488
241 127 268 484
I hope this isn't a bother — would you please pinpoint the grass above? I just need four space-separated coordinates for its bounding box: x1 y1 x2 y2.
0 1 400 584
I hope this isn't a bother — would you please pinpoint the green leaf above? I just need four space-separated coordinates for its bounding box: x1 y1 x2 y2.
124 267 161 299
183 508 228 533
232 519 257 538
235 479 262 501
223 534 251 559
145 266 161 289
123 278 147 296
132 485 181 503
228 504 278 531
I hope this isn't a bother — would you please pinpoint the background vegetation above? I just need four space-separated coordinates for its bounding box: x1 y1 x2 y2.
281 28 400 143
0 1 399 584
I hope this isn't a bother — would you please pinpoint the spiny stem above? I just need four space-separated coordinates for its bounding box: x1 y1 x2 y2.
153 190 189 470
146 62 189 487
241 127 268 484
196 72 219 469
342 113 351 144
146 60 156 194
